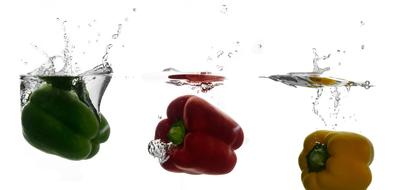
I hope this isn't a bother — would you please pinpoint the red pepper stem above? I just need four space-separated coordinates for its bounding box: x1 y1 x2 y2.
307 143 330 172
167 120 186 145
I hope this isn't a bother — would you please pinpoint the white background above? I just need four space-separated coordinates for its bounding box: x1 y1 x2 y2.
1 0 392 189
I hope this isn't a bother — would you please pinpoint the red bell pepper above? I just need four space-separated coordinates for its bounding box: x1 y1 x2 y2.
153 95 244 175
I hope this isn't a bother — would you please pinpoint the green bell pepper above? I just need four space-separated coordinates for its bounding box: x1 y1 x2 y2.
21 76 110 160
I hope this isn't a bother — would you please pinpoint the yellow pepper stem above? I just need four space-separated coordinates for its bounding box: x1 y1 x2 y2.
307 143 330 172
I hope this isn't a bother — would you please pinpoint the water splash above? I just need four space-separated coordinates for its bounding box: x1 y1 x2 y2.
58 18 76 75
166 71 225 93
311 86 356 128
263 49 373 89
312 88 327 126
102 44 113 67
167 79 224 93
148 139 172 164
312 48 330 74
331 87 341 110
111 24 122 39
330 87 341 127
20 75 44 108
21 18 115 111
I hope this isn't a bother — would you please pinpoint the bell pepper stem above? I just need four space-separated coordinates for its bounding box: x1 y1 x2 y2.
168 120 186 145
307 143 330 172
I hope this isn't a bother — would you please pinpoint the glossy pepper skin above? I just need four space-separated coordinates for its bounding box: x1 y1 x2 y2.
299 130 374 190
21 77 110 160
154 95 244 175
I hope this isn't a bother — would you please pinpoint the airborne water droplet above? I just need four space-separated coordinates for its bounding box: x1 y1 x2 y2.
217 50 224 58
112 34 119 39
220 4 228 14
112 24 122 39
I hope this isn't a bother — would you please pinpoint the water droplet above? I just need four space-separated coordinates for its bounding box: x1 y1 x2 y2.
112 34 119 39
163 67 180 72
220 4 228 14
360 20 365 26
111 24 123 39
217 50 224 58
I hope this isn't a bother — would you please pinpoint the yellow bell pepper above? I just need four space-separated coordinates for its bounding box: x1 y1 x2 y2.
298 130 374 190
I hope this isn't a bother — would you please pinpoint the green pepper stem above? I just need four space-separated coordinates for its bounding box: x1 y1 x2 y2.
307 143 330 172
167 120 186 145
